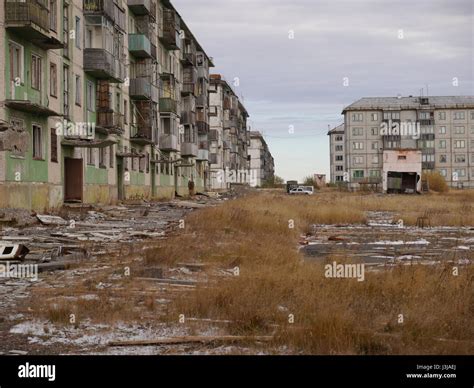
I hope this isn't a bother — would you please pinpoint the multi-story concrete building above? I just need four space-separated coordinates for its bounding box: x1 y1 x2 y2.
0 0 228 210
329 96 474 190
327 123 345 184
208 74 250 190
248 131 274 187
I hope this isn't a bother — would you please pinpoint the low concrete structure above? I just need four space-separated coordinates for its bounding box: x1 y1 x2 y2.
382 150 422 193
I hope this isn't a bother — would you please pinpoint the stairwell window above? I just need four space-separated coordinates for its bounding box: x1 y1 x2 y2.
50 0 57 31
86 81 95 112
75 75 81 106
31 54 42 91
32 125 43 160
50 63 57 97
75 17 81 49
50 128 58 163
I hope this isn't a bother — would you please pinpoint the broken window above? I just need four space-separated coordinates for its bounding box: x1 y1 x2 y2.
109 145 114 168
454 154 466 163
50 63 58 97
398 155 407 160
50 0 57 31
9 41 23 83
86 81 95 111
353 170 364 178
31 54 42 90
32 125 43 159
439 155 447 163
75 75 81 106
99 147 106 168
87 148 95 165
51 128 58 163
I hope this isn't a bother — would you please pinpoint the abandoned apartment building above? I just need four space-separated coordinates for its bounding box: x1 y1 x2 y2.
328 96 474 192
248 131 274 187
0 0 267 211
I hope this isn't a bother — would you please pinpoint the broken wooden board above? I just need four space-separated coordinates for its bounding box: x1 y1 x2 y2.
37 215 68 226
108 335 274 347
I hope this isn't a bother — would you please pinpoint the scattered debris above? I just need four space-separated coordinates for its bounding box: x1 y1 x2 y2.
108 335 274 347
0 244 29 260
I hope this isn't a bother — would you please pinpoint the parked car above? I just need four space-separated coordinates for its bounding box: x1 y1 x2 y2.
289 187 314 195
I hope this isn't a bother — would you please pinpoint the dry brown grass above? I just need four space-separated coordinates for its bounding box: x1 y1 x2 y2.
145 190 474 354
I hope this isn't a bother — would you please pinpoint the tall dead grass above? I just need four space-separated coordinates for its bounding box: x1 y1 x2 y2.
147 190 474 354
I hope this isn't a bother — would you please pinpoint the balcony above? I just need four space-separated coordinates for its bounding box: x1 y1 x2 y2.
197 149 209 161
419 119 434 126
180 111 196 126
422 162 435 170
130 78 152 100
83 0 115 21
159 134 179 151
196 94 207 107
96 111 124 134
182 82 197 95
181 52 196 67
127 0 153 16
159 9 180 50
197 121 210 134
181 142 198 157
130 125 154 145
84 49 125 83
4 99 60 117
128 34 152 58
5 0 63 50
159 98 178 114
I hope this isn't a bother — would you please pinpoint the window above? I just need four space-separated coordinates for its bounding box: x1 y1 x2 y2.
209 106 217 116
398 155 407 160
87 148 95 165
454 140 465 149
49 63 57 97
31 54 42 90
439 155 447 163
455 154 466 163
371 113 378 121
453 111 465 120
438 111 446 120
353 142 364 150
353 156 363 164
419 112 431 119
352 127 363 136
75 17 81 49
109 145 114 168
351 113 363 122
371 127 379 136
50 128 58 163
75 75 81 106
124 100 128 124
63 4 69 56
32 125 42 159
454 126 465 134
422 154 434 162
85 28 93 49
353 170 364 178
86 81 94 111
139 155 145 172
146 152 150 174
439 126 446 134
336 165 344 171
335 145 343 151
439 140 446 149
50 0 57 31
99 147 106 168
8 41 23 83
372 155 379 164
439 169 447 177
369 170 380 177
335 135 343 141
371 142 378 150
471 111 474 120
454 169 466 177
335 155 343 161
335 176 344 182
383 112 400 120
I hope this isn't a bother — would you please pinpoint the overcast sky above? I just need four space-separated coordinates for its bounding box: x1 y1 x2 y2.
174 0 473 181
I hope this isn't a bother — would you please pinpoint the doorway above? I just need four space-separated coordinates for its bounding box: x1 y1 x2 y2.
64 157 83 202
117 157 124 201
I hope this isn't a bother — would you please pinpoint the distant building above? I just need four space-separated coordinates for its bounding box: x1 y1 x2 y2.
249 131 274 187
329 96 474 190
328 124 345 184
